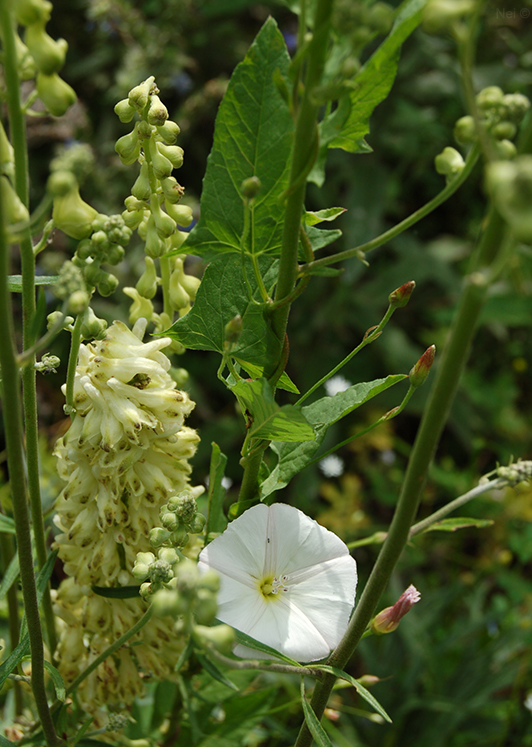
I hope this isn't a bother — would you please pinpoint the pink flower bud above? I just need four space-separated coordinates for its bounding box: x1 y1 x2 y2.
371 584 421 634
409 345 436 388
389 280 415 308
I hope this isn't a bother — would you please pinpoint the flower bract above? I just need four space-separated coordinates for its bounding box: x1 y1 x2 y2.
198 503 357 662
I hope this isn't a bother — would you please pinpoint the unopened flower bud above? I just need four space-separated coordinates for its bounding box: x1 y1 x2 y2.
454 115 477 145
486 156 532 243
409 345 436 387
80 306 107 340
147 94 169 126
388 280 415 308
51 183 99 240
97 272 119 297
145 217 166 258
160 177 185 204
224 314 243 344
34 353 60 374
114 98 136 123
157 142 184 170
371 584 420 634
115 126 141 166
158 548 179 565
136 256 158 299
123 287 154 325
47 311 73 330
36 72 76 117
500 93 530 123
25 23 67 75
491 121 517 141
494 139 516 161
187 512 206 534
131 160 152 201
435 147 465 180
151 588 185 617
68 289 89 315
422 0 475 33
149 527 172 548
194 594 218 626
128 76 155 112
0 176 29 226
476 86 504 112
194 624 235 654
149 559 174 584
0 121 14 180
356 674 381 687
165 202 193 227
241 176 262 200
157 120 180 144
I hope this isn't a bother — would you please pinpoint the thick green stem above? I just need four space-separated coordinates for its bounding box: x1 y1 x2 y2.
0 533 23 714
0 196 59 747
294 206 508 747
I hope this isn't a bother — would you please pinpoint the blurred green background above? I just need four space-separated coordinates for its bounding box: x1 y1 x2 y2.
20 0 532 743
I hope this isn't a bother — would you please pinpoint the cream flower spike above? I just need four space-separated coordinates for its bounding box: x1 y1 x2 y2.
198 503 357 662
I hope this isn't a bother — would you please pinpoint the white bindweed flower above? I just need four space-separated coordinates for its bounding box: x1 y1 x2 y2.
198 503 357 662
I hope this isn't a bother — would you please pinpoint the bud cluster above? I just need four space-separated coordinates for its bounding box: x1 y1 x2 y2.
14 0 76 116
115 78 201 328
454 87 530 160
150 558 220 630
333 1 394 55
148 491 206 555
486 156 532 244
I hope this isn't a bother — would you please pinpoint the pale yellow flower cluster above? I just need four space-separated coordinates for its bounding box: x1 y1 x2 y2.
52 319 202 714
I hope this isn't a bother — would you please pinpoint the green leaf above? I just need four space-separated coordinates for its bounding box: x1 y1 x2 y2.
234 629 301 667
205 442 229 539
0 736 14 747
321 0 428 154
7 275 60 292
195 650 239 691
306 225 342 254
0 514 16 534
230 378 315 442
239 360 299 394
300 679 333 747
22 657 66 701
181 17 293 259
304 207 346 225
261 375 406 497
71 716 95 747
174 636 194 673
312 665 392 723
0 552 19 602
422 517 495 533
167 254 280 374
91 585 141 599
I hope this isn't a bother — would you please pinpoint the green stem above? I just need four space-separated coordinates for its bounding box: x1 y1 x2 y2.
0 175 59 747
294 205 508 747
65 311 84 415
301 142 480 273
0 533 23 714
159 254 174 320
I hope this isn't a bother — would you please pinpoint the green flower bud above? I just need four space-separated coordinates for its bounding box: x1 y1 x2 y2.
140 582 153 599
224 314 243 344
409 345 436 388
115 125 141 166
423 0 475 33
170 528 189 547
34 353 60 374
150 194 176 238
107 244 125 265
199 570 220 594
47 170 77 196
158 548 179 565
194 595 218 626
91 230 109 251
454 115 477 145
194 624 235 655
367 2 394 34
14 0 51 26
13 32 37 81
68 289 90 314
97 272 119 297
149 559 174 584
114 98 136 123
83 260 103 286
180 272 200 300
76 238 93 261
80 306 107 340
145 216 166 258
123 286 155 325
36 72 76 117
149 140 173 180
168 230 188 252
147 94 169 125
131 160 152 201
486 156 532 243
161 511 179 531
494 139 517 160
434 146 465 181
241 176 262 200
165 202 193 227
169 276 190 312
157 120 180 144
157 142 184 170
0 176 29 226
0 121 15 179
25 22 67 75
149 526 172 548
128 76 156 112
491 121 517 141
476 86 504 111
136 256 158 299
388 280 415 309
152 589 186 617
160 176 185 204
51 184 99 240
187 512 206 534
500 93 531 123
131 563 151 582
122 208 144 230
47 310 73 330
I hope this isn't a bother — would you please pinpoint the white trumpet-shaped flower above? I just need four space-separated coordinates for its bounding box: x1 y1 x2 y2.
198 503 357 662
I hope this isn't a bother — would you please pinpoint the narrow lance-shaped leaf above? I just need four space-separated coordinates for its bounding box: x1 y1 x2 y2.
421 517 495 533
181 16 293 259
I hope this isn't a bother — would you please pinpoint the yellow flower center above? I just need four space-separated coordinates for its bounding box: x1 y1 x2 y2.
259 574 289 599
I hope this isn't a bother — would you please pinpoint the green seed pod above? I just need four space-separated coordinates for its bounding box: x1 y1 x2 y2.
145 216 166 257
136 256 158 299
157 142 184 169
25 22 67 75
115 125 141 165
128 76 155 112
52 185 99 240
165 202 193 227
157 120 180 144
454 115 477 145
131 160 152 201
114 98 136 123
0 176 29 226
36 72 76 117
147 94 169 125
14 0 51 26
160 176 185 204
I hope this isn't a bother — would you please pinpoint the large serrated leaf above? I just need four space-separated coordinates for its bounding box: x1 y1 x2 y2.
319 0 428 156
231 378 315 442
260 375 406 497
182 17 293 260
167 254 280 374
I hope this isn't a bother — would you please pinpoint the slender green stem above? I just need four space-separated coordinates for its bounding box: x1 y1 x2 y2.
294 205 509 747
159 254 174 320
203 643 324 679
296 304 394 406
301 142 480 273
0 183 59 747
65 311 85 415
0 533 23 714
17 300 70 367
